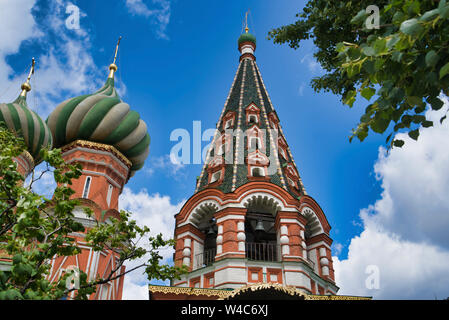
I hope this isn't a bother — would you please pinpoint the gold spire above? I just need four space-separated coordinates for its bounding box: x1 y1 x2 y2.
108 36 122 79
245 10 249 33
20 58 35 97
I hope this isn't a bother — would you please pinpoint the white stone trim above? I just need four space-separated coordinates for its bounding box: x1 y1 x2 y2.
279 218 305 227
306 241 331 250
216 214 245 224
82 170 121 189
176 232 204 244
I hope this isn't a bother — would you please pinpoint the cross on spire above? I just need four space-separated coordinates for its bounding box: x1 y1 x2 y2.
108 36 122 79
20 58 35 97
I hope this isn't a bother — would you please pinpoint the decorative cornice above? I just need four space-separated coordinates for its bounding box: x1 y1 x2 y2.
149 285 231 299
61 139 132 168
149 283 371 300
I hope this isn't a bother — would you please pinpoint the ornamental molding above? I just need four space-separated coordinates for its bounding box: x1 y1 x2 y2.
149 285 231 299
62 139 132 169
180 188 300 227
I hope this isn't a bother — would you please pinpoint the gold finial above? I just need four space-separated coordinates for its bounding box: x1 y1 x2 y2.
108 36 122 79
245 10 249 33
20 58 35 97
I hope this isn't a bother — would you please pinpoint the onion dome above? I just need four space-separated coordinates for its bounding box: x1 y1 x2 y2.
46 37 150 175
0 58 53 163
238 17 256 61
238 32 256 47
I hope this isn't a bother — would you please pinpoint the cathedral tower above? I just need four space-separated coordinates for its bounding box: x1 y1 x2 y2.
45 38 150 299
0 58 53 177
171 27 338 296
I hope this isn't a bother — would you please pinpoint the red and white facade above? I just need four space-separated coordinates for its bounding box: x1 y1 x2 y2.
46 140 131 300
173 183 338 295
170 31 339 296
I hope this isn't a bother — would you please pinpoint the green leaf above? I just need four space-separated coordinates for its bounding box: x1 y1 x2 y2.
400 19 424 36
391 51 403 62
361 87 376 100
386 34 400 49
439 1 449 18
428 97 444 110
373 38 387 55
420 9 440 21
362 60 375 73
408 129 420 140
425 50 439 67
406 96 423 107
351 10 367 25
343 90 357 107
439 62 449 79
362 46 375 57
371 113 390 133
422 120 433 128
392 11 405 24
393 139 405 147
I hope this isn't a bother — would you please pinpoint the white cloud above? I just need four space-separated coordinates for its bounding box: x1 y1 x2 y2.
300 53 323 75
331 242 343 256
0 0 104 119
298 83 305 96
334 226 449 299
0 0 39 97
122 279 149 300
334 97 449 299
144 154 187 180
125 0 171 39
119 187 185 300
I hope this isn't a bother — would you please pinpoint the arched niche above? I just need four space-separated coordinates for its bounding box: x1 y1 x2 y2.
301 207 324 239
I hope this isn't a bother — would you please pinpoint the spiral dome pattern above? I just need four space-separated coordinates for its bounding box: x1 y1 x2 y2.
46 78 150 174
0 95 53 163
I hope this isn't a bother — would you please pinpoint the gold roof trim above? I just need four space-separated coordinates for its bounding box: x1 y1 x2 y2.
149 283 372 300
149 285 232 299
62 139 132 168
224 283 371 300
222 283 305 300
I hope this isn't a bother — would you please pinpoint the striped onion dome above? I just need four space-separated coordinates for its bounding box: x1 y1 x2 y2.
0 94 53 163
46 74 150 175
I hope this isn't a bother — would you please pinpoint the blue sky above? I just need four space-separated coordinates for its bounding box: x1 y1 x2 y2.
2 0 449 300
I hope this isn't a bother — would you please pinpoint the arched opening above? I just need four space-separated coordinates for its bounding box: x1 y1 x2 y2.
190 202 219 269
243 195 280 262
198 217 217 267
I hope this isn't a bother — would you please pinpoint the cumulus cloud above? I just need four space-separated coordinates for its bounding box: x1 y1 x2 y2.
300 53 323 75
0 0 40 97
144 153 187 180
0 0 107 119
125 0 171 39
334 97 449 299
119 187 185 300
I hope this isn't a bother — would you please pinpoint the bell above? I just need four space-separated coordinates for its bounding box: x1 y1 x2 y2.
255 220 265 232
207 226 215 235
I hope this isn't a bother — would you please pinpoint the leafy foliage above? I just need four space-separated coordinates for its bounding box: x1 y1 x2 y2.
269 0 449 147
0 125 186 299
